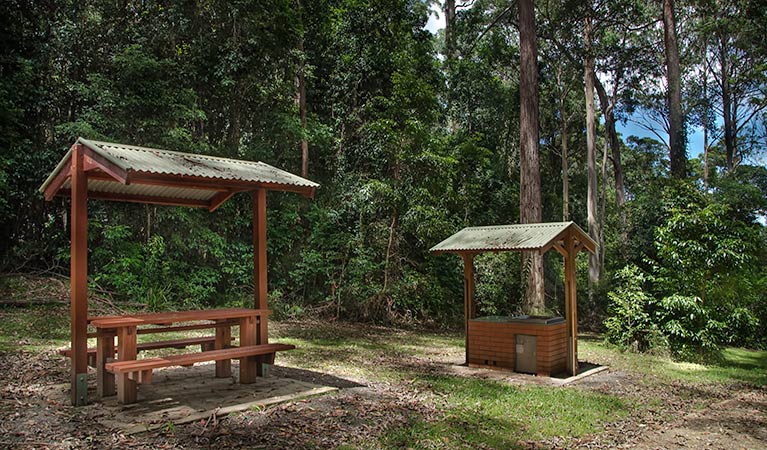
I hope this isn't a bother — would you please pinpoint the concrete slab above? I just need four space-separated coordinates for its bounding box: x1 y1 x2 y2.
45 363 339 434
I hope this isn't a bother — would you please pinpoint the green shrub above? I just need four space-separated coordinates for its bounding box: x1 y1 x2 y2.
604 265 666 352
653 294 725 359
605 266 729 359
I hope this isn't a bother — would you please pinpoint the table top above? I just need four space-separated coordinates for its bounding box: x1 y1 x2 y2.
90 308 271 328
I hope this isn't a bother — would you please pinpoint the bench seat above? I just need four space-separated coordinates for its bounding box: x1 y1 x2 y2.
105 343 295 403
58 336 223 366
106 343 295 374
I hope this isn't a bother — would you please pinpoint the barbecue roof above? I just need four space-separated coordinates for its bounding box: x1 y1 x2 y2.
40 138 318 210
429 222 597 254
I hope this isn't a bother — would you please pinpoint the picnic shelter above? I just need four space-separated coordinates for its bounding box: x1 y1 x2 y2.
39 137 318 405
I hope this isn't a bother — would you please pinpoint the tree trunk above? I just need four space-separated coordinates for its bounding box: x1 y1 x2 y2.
382 210 398 294
600 139 608 275
519 0 544 313
663 0 687 178
298 37 309 178
561 107 570 222
702 42 709 189
145 204 151 243
594 75 627 259
594 77 626 208
720 37 735 173
445 0 457 132
557 67 570 222
444 0 456 63
584 17 601 292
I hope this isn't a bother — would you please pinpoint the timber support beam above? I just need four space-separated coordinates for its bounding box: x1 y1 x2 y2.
70 144 89 406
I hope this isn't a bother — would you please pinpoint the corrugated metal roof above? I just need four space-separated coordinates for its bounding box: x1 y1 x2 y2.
62 178 215 201
78 138 318 188
39 138 319 207
86 138 319 187
430 222 594 253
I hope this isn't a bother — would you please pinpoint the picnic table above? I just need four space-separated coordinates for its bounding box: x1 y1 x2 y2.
88 308 294 404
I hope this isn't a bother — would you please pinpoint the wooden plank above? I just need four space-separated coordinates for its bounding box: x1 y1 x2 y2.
60 336 227 358
44 155 71 201
565 230 579 375
116 326 138 404
208 189 238 212
252 190 268 312
135 321 239 335
462 253 475 365
90 308 270 328
106 344 295 373
129 171 316 197
215 320 231 378
70 144 89 406
252 189 269 375
97 334 115 398
81 145 129 184
58 188 212 209
239 316 258 383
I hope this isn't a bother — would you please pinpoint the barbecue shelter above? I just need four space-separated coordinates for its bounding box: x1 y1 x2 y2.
40 137 318 405
430 222 596 376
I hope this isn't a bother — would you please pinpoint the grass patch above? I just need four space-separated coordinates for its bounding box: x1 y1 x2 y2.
273 322 464 382
581 341 767 386
0 306 70 351
382 376 628 449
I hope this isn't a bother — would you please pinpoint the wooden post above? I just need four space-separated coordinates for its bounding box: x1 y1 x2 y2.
70 145 89 406
215 319 231 378
116 326 138 404
252 189 269 375
239 316 257 383
564 231 579 375
252 190 268 321
462 253 475 365
96 334 116 398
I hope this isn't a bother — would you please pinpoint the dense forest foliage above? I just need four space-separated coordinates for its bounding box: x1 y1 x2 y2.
1 0 765 355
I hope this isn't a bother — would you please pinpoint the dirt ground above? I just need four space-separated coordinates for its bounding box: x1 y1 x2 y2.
631 389 767 450
566 370 766 450
0 322 765 449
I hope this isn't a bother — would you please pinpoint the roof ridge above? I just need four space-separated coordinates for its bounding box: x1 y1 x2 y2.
466 222 570 230
85 138 272 169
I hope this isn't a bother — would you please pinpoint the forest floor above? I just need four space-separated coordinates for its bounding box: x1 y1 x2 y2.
0 279 765 449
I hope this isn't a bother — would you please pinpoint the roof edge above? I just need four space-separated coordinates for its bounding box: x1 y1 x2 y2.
78 137 132 172
39 147 73 194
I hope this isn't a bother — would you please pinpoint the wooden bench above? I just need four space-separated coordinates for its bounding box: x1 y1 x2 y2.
58 336 224 367
105 343 295 403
